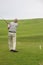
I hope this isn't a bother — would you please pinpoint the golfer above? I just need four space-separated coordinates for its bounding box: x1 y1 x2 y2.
7 19 18 52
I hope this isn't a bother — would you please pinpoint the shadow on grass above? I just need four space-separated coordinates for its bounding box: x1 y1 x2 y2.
17 35 43 42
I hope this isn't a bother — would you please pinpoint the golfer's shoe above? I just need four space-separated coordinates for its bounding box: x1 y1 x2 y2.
10 50 13 51
10 50 18 52
13 50 18 52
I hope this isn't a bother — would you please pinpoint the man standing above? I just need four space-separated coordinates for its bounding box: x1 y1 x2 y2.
6 19 18 52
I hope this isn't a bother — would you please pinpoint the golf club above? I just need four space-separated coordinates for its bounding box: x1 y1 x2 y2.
0 16 8 24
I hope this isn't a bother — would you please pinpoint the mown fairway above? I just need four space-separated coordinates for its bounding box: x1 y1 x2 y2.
0 19 43 65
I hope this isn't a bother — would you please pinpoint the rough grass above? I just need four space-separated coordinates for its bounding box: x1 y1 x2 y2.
0 19 43 65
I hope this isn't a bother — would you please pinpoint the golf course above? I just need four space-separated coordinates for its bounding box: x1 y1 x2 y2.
0 19 43 65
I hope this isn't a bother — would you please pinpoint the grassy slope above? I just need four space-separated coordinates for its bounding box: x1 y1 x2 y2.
0 19 43 65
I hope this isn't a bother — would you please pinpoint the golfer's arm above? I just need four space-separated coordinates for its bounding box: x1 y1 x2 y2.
8 24 10 29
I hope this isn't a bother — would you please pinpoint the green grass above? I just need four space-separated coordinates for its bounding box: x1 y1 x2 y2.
0 19 43 65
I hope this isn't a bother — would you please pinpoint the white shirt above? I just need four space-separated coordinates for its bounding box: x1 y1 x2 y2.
8 22 18 32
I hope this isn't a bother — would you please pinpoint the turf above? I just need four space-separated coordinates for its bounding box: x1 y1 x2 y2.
0 19 43 65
